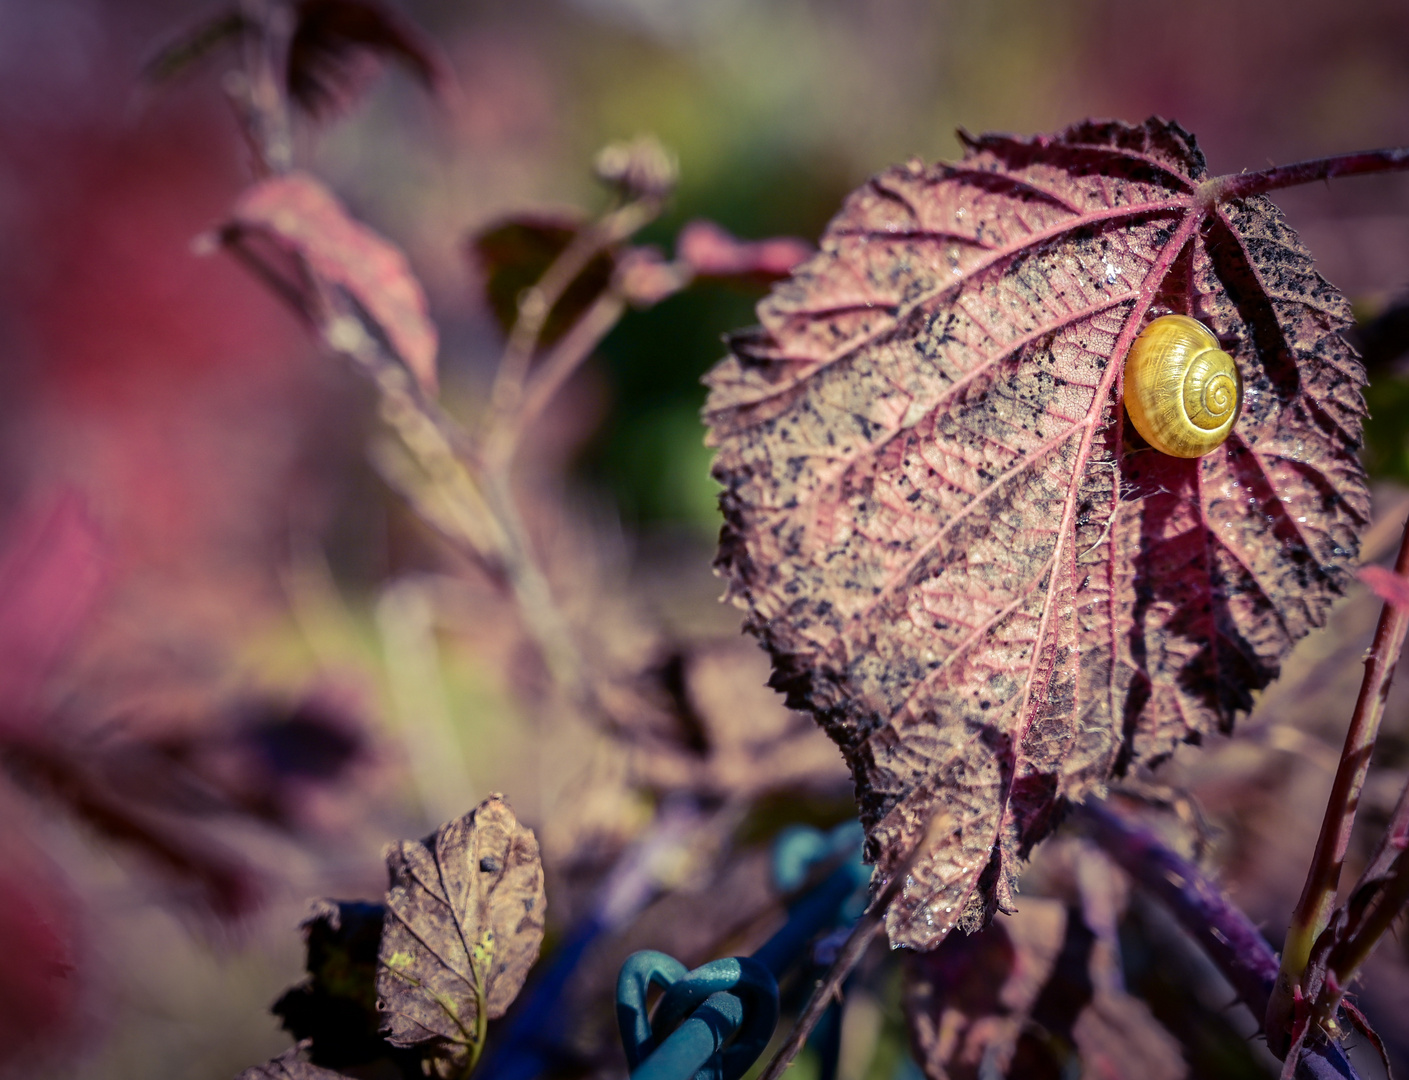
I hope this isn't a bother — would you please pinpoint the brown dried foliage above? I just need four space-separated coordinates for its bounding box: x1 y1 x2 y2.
237 1048 347 1080
704 118 1371 949
377 794 546 1077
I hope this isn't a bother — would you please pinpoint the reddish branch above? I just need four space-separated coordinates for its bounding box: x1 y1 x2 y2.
1268 518 1409 1047
1201 147 1409 205
1311 760 1409 1029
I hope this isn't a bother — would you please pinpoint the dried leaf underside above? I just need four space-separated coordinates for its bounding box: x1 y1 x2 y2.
377 794 545 1076
704 118 1370 949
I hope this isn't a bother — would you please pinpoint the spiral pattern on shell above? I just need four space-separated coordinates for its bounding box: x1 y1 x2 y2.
1123 314 1243 459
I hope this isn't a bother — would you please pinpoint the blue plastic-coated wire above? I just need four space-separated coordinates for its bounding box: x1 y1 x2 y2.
618 954 777 1080
617 822 869 1080
751 864 862 979
650 957 778 1067
772 821 865 894
631 992 744 1080
617 951 691 1070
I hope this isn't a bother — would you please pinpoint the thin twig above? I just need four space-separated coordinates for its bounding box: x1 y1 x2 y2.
480 469 617 728
484 289 627 471
486 197 662 420
1344 773 1409 923
1268 515 1409 1046
1200 146 1409 205
753 812 952 1080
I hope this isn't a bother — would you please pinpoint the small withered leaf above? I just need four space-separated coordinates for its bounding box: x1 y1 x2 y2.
704 118 1370 950
376 794 545 1075
223 171 439 393
466 213 616 348
236 1047 348 1080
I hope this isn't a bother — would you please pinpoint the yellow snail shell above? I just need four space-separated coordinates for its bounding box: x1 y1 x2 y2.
1123 314 1243 458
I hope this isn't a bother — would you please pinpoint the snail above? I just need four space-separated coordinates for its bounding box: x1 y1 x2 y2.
1122 314 1243 458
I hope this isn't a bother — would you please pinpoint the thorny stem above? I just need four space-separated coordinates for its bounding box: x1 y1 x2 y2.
1312 768 1409 1026
754 812 953 1080
1320 850 1409 1018
1199 146 1409 206
1079 801 1277 1014
1268 516 1409 1049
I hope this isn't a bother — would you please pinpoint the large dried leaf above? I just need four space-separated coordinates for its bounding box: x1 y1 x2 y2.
377 794 545 1076
223 172 439 392
704 118 1370 949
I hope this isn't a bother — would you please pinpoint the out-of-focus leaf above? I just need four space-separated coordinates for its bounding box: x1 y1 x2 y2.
630 638 850 799
676 220 813 282
236 1047 349 1080
288 0 447 119
377 794 545 1077
223 172 439 392
10 736 264 920
97 694 370 831
141 8 252 84
467 214 616 346
905 843 1185 1080
905 898 1067 1079
0 493 108 732
705 118 1370 949
0 840 80 1069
